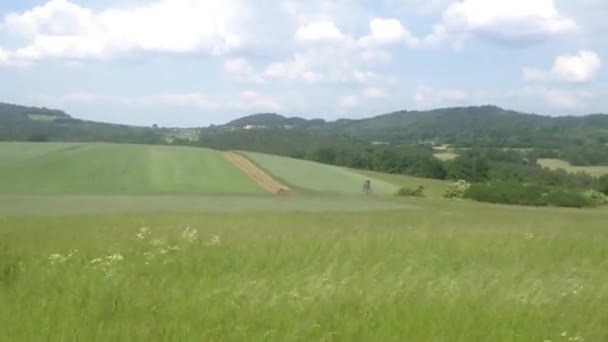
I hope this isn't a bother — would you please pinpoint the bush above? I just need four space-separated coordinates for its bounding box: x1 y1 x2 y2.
583 189 608 206
464 181 596 208
395 186 425 198
443 180 471 199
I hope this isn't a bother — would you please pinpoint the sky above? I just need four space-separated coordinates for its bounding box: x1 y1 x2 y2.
0 0 606 127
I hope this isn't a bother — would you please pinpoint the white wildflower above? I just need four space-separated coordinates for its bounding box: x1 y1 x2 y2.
90 258 103 265
49 253 66 264
206 235 221 246
106 253 124 263
151 239 163 246
525 232 535 240
181 226 199 243
136 227 151 240
168 246 182 251
561 331 568 337
159 248 168 255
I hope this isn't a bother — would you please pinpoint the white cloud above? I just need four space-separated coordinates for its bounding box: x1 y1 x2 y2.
361 49 392 64
426 0 579 46
358 18 419 48
523 50 602 83
224 58 264 84
236 90 281 111
295 21 350 44
552 50 601 83
1 0 247 63
60 91 221 109
522 67 550 83
363 87 388 99
264 56 325 84
338 95 358 108
512 86 593 109
150 93 221 109
414 85 469 108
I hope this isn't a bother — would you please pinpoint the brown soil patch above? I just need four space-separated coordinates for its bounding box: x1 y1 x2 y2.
224 152 292 195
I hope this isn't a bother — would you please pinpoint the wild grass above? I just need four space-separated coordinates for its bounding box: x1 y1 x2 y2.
2 204 607 341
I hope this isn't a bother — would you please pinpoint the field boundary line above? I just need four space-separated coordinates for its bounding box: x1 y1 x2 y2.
223 151 292 195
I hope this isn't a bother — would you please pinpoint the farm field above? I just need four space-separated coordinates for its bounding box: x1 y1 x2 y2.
0 143 265 195
1 142 607 341
242 151 399 195
538 158 608 177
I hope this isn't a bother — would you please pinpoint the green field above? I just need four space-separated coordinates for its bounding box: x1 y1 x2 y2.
0 143 265 195
538 158 608 177
2 142 608 341
242 151 400 195
2 201 608 341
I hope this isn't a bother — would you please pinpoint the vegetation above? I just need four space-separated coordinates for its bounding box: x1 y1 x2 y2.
464 182 596 208
2 204 608 341
443 180 471 199
241 152 399 195
538 159 608 177
395 186 425 198
0 143 265 195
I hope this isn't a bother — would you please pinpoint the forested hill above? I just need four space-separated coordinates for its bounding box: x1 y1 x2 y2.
0 102 163 144
218 106 608 149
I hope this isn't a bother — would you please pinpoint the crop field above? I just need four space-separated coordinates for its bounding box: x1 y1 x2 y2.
0 143 265 195
538 158 608 177
242 151 399 195
1 142 607 341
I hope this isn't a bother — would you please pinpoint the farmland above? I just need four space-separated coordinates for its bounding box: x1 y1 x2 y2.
1 142 607 341
538 158 608 177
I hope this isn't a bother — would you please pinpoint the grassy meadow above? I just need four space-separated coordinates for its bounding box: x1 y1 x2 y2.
1 142 607 341
538 158 608 177
2 202 608 341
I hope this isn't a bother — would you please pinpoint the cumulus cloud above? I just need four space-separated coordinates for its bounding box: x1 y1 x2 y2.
150 93 221 109
552 50 602 83
264 55 325 84
359 18 419 48
235 90 281 111
224 58 264 84
361 49 392 64
295 21 351 44
363 87 388 99
338 95 358 108
426 0 579 46
0 0 247 63
414 85 469 108
511 86 593 109
523 50 602 83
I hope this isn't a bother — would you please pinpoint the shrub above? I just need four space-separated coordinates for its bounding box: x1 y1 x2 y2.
582 189 608 206
443 180 471 199
395 186 425 198
464 181 596 208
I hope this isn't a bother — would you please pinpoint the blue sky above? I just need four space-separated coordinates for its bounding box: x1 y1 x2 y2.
0 0 606 127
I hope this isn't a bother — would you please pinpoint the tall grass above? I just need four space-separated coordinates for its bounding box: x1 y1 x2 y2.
2 206 607 341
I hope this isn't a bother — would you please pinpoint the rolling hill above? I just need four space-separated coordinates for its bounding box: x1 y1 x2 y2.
0 143 265 195
0 142 415 196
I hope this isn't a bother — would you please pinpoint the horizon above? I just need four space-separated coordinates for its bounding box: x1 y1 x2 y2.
1 1 606 126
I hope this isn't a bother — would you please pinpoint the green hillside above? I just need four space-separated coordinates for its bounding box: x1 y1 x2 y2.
242 151 400 195
0 143 265 195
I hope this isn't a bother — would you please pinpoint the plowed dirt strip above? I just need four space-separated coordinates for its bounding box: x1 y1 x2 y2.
223 152 291 194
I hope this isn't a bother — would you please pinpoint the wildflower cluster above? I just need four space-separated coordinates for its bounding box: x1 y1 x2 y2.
48 249 78 265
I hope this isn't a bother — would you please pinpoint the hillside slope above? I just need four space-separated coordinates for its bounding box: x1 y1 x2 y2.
242 151 400 195
0 143 265 195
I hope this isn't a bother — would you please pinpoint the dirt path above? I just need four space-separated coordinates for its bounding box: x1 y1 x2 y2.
224 152 292 195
